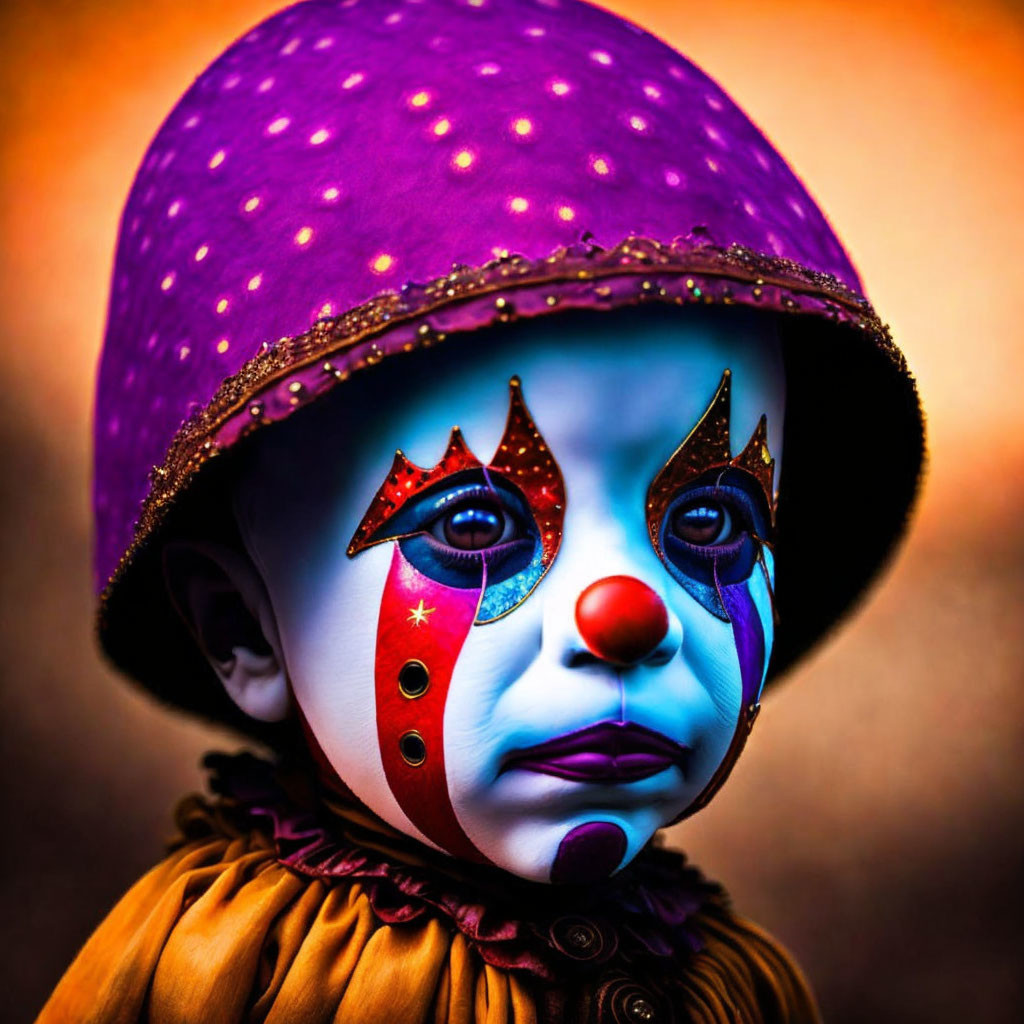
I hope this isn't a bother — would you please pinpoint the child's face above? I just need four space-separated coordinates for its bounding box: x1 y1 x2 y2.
236 309 784 882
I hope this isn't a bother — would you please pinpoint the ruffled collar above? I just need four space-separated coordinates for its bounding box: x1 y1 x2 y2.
204 751 724 982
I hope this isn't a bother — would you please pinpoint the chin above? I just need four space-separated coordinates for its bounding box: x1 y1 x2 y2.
455 769 690 881
481 809 668 883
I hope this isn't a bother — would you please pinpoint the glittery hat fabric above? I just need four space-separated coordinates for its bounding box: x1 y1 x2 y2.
95 0 924 730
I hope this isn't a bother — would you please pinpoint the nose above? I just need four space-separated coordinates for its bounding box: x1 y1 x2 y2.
574 576 674 667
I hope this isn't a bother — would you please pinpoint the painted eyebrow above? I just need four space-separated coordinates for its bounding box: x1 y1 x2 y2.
645 368 776 558
347 376 565 562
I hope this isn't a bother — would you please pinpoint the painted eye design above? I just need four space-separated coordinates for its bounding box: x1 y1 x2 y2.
661 482 764 563
347 378 566 624
668 499 736 547
645 370 777 619
388 477 543 620
657 478 769 619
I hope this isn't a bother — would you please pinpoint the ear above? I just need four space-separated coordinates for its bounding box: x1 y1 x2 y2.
162 540 292 722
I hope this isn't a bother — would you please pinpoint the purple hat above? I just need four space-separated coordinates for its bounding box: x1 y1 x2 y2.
96 0 924 732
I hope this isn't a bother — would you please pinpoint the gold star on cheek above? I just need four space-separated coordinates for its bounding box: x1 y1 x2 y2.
407 600 436 627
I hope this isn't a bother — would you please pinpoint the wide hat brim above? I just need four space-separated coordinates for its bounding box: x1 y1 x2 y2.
98 235 925 741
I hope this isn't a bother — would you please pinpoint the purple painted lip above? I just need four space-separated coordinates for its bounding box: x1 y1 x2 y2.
502 721 689 783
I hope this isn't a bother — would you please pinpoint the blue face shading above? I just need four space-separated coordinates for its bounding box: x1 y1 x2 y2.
657 468 773 620
382 469 546 622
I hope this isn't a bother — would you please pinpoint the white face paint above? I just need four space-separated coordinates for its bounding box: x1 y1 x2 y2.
235 307 784 882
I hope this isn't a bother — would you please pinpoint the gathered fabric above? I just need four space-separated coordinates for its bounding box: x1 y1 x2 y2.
36 754 819 1024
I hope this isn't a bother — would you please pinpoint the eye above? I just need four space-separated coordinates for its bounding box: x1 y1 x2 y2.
655 478 771 615
431 503 510 550
419 482 527 554
669 500 735 547
397 479 541 603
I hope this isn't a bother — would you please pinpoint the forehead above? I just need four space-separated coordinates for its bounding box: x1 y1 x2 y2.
240 306 785 517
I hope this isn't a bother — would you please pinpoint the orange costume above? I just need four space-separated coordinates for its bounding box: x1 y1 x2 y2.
40 755 817 1023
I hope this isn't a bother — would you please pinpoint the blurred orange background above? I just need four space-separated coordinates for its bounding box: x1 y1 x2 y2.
1 0 1022 1020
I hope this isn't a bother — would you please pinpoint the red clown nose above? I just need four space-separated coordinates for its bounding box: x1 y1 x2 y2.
575 576 671 667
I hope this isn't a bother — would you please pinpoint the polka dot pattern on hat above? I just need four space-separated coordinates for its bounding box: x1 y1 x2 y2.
94 0 859 591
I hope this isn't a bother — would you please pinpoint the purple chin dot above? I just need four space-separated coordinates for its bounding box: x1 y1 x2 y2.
550 822 628 884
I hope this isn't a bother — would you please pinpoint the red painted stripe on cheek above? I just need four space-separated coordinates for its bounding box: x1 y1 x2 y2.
374 544 486 862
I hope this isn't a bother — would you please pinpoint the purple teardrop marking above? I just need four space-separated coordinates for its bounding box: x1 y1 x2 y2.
718 580 766 705
712 557 767 706
551 822 628 884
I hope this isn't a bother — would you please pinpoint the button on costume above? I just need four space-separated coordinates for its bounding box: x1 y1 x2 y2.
39 1 924 1021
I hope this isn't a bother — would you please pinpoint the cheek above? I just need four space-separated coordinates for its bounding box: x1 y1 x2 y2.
670 598 745 772
676 549 775 712
668 553 776 812
754 547 776 694
668 561 774 781
279 524 549 867
442 599 545 796
371 545 485 861
273 543 422 842
716 546 775 709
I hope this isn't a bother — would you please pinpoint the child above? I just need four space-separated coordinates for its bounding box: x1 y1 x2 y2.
39 1 924 1020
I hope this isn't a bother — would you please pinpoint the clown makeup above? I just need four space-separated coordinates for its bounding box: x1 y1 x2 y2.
345 380 567 861
230 305 785 883
347 377 566 623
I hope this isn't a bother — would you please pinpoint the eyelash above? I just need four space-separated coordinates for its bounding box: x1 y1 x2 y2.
424 483 504 517
419 533 528 570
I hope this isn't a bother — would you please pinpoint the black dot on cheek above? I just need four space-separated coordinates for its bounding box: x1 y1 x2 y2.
399 731 426 766
398 659 430 697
